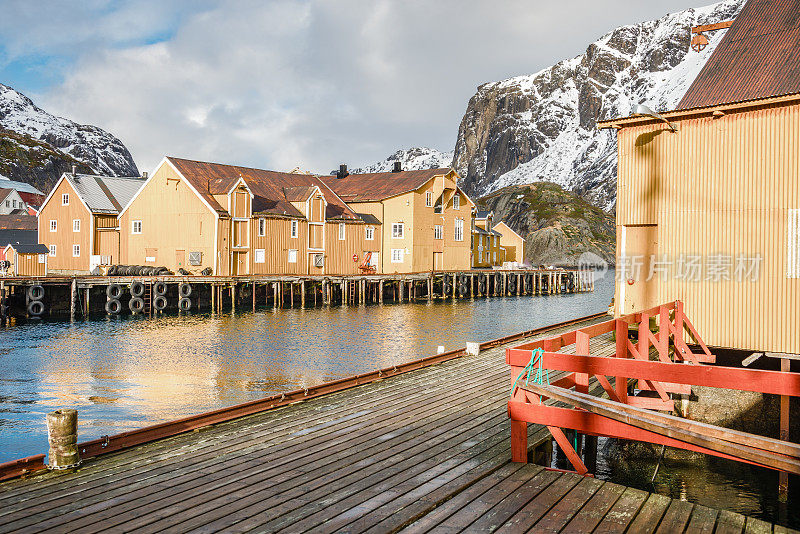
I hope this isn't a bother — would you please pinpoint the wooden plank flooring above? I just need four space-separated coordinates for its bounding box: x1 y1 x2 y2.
0 317 794 533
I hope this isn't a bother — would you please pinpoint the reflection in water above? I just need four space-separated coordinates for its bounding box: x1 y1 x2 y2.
3 274 794 528
1 276 614 462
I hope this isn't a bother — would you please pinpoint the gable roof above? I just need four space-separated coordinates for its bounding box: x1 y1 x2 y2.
58 173 146 215
0 179 44 195
166 157 358 220
493 221 525 241
322 168 452 202
17 191 45 208
475 210 493 220
679 0 800 110
0 188 14 203
4 242 48 254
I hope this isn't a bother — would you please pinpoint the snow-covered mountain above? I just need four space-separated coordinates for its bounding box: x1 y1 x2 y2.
351 147 454 174
0 83 139 193
453 0 744 211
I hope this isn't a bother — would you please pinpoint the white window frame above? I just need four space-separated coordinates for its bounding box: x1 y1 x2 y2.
391 248 404 263
72 244 80 257
453 194 460 209
254 249 265 263
290 220 298 238
479 250 483 262
454 219 464 241
426 191 432 207
288 249 298 263
38 253 46 264
365 226 374 240
258 218 266 237
132 220 142 234
339 222 345 241
392 223 404 239
49 245 56 257
12 199 16 208
49 220 57 232
434 225 443 240
73 219 80 232
62 193 69 206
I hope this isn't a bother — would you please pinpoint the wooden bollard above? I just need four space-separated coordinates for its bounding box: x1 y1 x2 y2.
47 409 80 469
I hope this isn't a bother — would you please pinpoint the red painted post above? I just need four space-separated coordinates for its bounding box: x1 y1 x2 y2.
510 420 528 462
575 331 590 395
615 319 629 404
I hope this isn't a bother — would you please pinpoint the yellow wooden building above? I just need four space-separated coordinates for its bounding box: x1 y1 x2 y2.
598 0 799 355
2 243 48 276
38 172 145 274
471 210 501 268
493 221 526 264
323 165 475 273
118 157 371 275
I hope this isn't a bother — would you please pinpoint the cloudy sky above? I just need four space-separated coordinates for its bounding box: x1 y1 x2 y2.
0 0 710 174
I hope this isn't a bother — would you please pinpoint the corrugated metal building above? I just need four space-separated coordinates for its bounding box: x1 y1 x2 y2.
599 0 800 354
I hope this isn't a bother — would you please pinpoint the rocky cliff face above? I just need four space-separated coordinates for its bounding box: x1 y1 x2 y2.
0 83 139 192
454 0 744 210
351 147 453 174
479 182 615 266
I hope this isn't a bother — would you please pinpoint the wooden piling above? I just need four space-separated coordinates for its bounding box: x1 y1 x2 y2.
69 279 76 321
301 281 306 308
379 280 384 303
252 282 256 312
47 409 80 468
780 357 791 503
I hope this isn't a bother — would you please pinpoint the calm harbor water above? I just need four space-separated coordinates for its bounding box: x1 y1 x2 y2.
0 274 795 528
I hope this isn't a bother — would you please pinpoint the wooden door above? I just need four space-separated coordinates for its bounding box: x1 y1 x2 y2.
433 252 443 271
618 224 658 315
232 251 248 275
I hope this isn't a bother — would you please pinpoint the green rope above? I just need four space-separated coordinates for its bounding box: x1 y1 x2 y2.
510 347 549 396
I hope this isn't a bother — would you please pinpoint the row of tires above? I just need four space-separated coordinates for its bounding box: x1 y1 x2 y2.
105 296 192 314
107 265 174 276
106 282 193 299
27 284 46 317
105 282 195 314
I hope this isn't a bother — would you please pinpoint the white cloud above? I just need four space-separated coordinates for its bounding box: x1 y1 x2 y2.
36 0 712 173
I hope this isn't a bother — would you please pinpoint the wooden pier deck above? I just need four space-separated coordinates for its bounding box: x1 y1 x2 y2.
0 316 791 533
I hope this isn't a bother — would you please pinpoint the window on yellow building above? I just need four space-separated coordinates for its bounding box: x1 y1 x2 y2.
454 219 464 241
392 223 404 239
434 225 443 240
426 191 432 207
453 194 460 209
365 226 374 240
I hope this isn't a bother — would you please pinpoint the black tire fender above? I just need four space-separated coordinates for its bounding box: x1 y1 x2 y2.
105 299 122 315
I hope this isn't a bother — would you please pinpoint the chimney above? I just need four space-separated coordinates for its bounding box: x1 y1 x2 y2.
392 161 402 173
338 164 349 179
71 165 77 177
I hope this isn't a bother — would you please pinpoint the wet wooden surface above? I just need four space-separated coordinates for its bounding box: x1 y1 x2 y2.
0 317 792 533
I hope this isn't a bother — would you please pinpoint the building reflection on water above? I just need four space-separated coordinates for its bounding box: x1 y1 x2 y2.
1 276 613 462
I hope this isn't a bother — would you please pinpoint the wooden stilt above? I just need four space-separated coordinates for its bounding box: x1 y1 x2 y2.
379 280 384 303
780 357 791 503
252 282 256 313
231 284 236 313
69 279 76 321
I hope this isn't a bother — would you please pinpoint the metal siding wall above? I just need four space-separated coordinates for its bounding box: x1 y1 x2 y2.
617 103 800 353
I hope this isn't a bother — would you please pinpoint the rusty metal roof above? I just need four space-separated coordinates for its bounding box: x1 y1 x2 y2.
167 157 359 220
679 0 800 110
0 214 36 230
322 168 451 202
